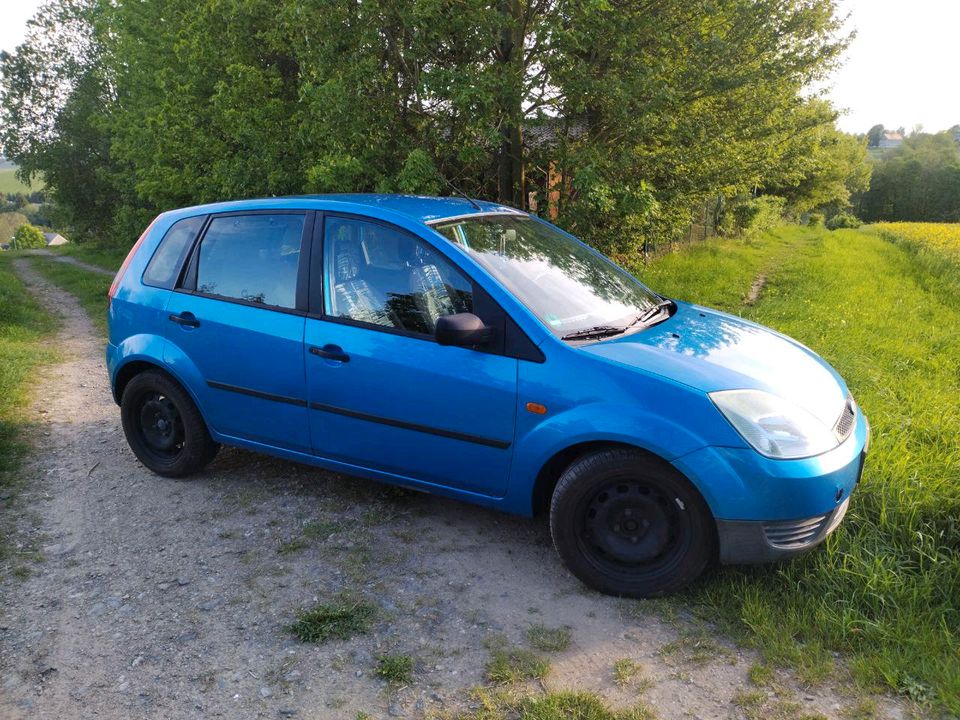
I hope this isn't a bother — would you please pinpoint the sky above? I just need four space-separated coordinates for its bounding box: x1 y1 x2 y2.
0 0 957 136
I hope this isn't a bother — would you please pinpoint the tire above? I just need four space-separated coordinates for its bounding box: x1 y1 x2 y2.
549 448 715 597
120 370 219 477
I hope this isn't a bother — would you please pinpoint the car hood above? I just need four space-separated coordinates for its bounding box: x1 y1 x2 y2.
580 301 848 427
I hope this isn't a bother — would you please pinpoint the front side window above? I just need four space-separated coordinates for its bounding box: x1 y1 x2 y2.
324 217 472 335
195 214 304 309
432 215 660 338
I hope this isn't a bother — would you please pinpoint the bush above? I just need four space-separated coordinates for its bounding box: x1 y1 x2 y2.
10 223 46 250
721 195 785 238
826 211 861 230
807 212 825 227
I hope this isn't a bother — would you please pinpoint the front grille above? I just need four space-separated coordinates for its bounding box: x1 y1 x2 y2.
763 513 830 549
834 396 857 442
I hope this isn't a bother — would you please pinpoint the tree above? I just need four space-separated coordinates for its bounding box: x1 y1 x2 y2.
11 223 46 249
2 0 853 255
859 132 960 222
866 124 885 147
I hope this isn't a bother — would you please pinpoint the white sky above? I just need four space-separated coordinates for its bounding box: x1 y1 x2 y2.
0 0 957 135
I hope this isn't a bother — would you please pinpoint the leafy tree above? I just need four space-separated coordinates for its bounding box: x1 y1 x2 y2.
2 0 855 255
866 124 885 148
11 223 46 249
859 132 960 222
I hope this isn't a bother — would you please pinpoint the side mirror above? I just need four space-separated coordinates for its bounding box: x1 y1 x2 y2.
435 313 492 348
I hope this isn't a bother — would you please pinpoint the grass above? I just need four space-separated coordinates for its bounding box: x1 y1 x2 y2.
375 653 415 684
485 638 551 684
0 254 57 574
631 225 960 714
288 598 377 644
526 624 572 653
451 690 656 720
26 256 111 334
0 167 42 195
50 243 128 272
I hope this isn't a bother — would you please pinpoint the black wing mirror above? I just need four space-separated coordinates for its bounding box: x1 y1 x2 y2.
435 313 492 348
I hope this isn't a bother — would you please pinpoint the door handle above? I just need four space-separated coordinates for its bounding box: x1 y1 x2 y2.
169 312 200 328
309 345 350 363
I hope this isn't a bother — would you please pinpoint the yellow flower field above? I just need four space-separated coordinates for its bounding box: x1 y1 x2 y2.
873 222 960 262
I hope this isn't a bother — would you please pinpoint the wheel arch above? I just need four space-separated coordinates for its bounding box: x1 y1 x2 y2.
531 440 696 517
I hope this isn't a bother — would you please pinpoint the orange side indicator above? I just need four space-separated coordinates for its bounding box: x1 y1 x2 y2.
525 402 548 415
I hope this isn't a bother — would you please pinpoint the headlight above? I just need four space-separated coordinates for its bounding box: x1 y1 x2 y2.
709 389 839 459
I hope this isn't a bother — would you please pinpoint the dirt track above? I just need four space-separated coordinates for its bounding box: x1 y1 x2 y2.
0 260 899 719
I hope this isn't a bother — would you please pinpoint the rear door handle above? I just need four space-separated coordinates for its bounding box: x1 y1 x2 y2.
169 312 200 328
309 345 350 363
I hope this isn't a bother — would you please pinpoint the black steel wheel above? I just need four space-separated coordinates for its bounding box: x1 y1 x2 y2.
120 370 219 477
550 448 714 597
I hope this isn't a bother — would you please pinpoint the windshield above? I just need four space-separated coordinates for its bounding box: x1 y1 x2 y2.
432 214 662 338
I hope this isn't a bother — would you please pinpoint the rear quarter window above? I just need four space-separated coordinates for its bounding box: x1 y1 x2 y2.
142 215 206 288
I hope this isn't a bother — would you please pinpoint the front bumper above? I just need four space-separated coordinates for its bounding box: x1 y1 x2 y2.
716 480 855 563
673 409 869 564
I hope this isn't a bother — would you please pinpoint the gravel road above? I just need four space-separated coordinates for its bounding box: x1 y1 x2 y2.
0 260 899 719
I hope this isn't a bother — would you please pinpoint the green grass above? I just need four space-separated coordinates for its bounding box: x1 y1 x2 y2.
374 653 415 684
633 226 960 713
288 598 377 644
0 168 42 195
526 624 572 653
27 256 111 334
486 645 550 684
50 243 128 273
0 254 56 570
453 690 656 720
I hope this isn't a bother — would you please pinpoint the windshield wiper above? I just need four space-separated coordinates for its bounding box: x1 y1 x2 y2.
561 325 627 341
631 299 675 327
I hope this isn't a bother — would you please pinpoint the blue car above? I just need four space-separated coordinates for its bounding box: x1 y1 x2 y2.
107 195 869 596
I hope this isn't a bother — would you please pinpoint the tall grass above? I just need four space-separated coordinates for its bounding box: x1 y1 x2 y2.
0 255 56 568
635 226 959 713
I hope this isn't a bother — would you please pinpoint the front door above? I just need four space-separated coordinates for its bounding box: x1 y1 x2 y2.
305 215 518 497
164 211 312 452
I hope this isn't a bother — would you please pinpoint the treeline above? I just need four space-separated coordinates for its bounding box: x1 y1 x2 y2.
1 0 870 255
857 131 960 223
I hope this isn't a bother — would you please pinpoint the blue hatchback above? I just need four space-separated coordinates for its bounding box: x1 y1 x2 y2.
107 195 869 596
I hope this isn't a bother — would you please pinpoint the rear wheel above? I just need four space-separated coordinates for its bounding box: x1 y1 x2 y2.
549 448 714 597
120 370 219 477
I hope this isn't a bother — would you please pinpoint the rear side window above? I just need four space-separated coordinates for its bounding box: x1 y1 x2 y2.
196 214 304 309
143 215 205 288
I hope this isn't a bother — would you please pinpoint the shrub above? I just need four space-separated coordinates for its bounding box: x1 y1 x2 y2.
807 212 825 227
826 211 861 230
10 223 46 250
721 195 785 238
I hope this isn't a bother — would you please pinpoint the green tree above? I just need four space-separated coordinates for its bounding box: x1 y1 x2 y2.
859 132 960 222
11 223 46 249
2 0 854 256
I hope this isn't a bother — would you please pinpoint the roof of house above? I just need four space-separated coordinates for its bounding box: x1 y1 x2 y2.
160 194 526 226
882 131 904 141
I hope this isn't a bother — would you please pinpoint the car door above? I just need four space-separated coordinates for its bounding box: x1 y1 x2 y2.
304 214 518 497
163 210 313 453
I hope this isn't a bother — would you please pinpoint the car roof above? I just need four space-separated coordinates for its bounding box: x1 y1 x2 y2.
159 194 526 226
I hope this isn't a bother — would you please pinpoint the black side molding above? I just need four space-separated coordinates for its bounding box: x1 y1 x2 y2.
206 380 307 407
309 401 511 450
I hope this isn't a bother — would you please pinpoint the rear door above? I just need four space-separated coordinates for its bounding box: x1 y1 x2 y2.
163 210 313 452
304 214 519 497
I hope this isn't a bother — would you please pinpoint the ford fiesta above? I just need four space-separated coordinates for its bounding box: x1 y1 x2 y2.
107 195 869 597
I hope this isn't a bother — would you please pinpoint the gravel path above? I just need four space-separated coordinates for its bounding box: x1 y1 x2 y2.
19 249 115 277
0 260 900 719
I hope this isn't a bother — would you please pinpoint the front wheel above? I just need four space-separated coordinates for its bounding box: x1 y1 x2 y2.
120 370 219 477
550 448 715 597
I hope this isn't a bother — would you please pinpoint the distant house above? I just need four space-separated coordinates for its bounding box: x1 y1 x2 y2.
878 131 904 149
43 232 68 246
